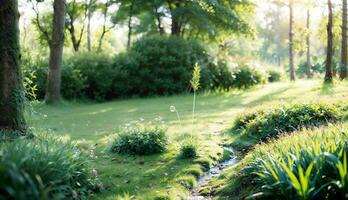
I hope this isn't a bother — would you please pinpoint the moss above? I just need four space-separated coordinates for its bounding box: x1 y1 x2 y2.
194 157 214 170
183 166 204 178
0 0 26 132
176 176 196 189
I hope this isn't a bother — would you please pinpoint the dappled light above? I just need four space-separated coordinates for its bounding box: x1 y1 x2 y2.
1 0 348 199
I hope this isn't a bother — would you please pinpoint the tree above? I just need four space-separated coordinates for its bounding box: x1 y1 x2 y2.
289 0 296 81
113 0 254 43
97 0 115 51
46 0 66 103
325 0 334 83
87 0 96 52
306 8 312 78
341 0 348 79
165 0 254 39
113 0 142 48
66 0 88 52
0 0 26 131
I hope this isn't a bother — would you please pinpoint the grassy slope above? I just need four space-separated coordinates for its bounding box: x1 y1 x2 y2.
31 80 348 199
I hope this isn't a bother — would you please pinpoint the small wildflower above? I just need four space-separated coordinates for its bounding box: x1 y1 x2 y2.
170 105 176 112
92 168 98 177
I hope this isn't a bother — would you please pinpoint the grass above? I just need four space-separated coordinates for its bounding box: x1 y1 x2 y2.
30 80 348 199
208 123 348 200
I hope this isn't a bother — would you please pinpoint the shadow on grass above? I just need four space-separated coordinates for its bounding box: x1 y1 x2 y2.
93 147 217 199
320 82 335 95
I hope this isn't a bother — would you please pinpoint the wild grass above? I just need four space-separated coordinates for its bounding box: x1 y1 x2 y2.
232 102 346 141
246 126 348 200
30 80 348 199
0 134 98 199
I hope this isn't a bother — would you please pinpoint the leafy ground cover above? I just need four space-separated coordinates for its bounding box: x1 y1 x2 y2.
31 80 348 199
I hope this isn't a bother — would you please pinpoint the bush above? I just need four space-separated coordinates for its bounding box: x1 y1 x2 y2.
231 63 268 89
204 61 234 90
245 127 348 200
296 60 325 78
266 67 283 82
232 102 345 140
68 53 114 100
112 35 211 97
110 121 168 155
0 134 97 199
179 139 198 159
26 36 219 101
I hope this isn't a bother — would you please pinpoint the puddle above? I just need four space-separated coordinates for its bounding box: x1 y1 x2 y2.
188 147 239 200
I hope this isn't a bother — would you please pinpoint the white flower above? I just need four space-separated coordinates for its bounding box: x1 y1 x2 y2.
139 118 144 122
92 168 98 177
170 106 176 112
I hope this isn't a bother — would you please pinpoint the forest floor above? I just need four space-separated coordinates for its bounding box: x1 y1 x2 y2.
32 80 348 199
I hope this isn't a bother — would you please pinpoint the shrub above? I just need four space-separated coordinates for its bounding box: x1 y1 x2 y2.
112 35 211 97
204 61 234 90
266 67 283 82
179 139 198 159
110 121 168 155
61 63 88 99
66 53 114 100
245 127 348 200
232 102 344 140
0 134 97 199
231 63 268 89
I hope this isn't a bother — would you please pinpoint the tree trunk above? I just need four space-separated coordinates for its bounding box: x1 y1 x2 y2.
170 1 181 36
46 0 66 104
341 0 348 79
127 4 133 49
325 0 334 83
306 9 312 79
154 7 164 35
0 0 26 131
87 0 93 52
69 24 80 52
289 1 296 81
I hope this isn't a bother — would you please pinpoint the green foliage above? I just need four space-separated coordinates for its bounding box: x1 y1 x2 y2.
65 53 113 100
114 35 210 97
153 194 172 200
231 63 268 89
204 61 234 90
266 67 283 82
177 176 196 189
0 134 98 199
183 166 204 178
233 102 345 140
112 0 254 40
180 139 198 159
110 121 168 155
297 60 325 78
61 64 87 100
245 127 348 200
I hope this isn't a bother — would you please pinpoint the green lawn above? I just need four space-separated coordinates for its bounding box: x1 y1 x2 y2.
31 80 348 199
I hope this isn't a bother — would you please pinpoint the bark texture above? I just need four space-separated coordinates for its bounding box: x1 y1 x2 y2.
341 0 348 79
325 0 334 83
0 0 26 131
46 0 66 103
289 1 296 81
